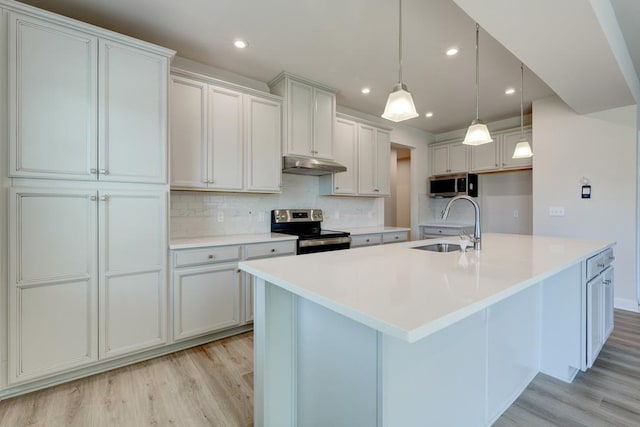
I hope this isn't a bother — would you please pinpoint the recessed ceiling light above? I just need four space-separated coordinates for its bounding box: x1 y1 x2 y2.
446 48 458 56
361 87 371 94
425 112 434 118
505 88 516 95
233 39 248 49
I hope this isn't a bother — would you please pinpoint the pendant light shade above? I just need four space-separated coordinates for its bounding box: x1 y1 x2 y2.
463 24 493 145
382 0 418 122
382 83 418 122
512 63 533 159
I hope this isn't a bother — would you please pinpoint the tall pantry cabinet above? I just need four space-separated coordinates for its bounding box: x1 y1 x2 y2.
0 0 175 386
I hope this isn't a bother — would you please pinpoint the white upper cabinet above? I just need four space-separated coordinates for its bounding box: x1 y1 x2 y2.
501 129 533 169
9 12 98 180
270 72 336 160
7 11 173 183
209 86 244 191
470 141 498 172
358 124 390 196
99 40 168 183
170 71 282 193
431 141 468 176
170 75 208 188
245 95 282 192
471 127 533 172
320 115 391 197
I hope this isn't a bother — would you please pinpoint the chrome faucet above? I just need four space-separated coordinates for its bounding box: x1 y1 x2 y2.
441 195 482 250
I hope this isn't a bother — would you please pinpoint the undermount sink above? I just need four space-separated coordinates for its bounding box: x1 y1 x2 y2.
412 243 461 253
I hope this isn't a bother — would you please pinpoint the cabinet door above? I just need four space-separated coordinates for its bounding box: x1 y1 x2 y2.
209 86 244 190
312 88 335 159
431 145 450 176
471 141 498 172
449 143 468 173
173 264 241 341
375 128 391 195
332 117 358 195
8 13 98 180
358 124 377 195
603 267 614 341
99 40 168 183
170 76 208 189
246 95 282 192
502 129 533 169
287 79 314 157
9 188 98 383
586 275 604 368
99 190 168 359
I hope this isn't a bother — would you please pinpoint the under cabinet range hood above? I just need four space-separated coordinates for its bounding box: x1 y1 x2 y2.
282 156 347 176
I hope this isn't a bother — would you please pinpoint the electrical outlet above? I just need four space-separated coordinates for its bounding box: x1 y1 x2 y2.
217 211 224 222
548 206 565 217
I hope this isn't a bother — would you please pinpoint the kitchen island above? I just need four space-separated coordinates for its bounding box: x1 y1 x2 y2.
239 233 614 427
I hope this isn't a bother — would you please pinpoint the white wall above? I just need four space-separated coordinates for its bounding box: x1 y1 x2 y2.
480 171 532 235
533 96 638 310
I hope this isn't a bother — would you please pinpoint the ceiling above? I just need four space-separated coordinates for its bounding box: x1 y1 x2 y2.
15 0 561 134
16 0 640 134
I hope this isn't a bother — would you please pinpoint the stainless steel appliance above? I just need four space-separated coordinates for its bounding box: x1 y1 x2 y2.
271 209 351 254
429 173 478 198
282 156 347 176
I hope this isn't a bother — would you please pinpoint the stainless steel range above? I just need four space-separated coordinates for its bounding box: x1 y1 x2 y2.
271 209 351 255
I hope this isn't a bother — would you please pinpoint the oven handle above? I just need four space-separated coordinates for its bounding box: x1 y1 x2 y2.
298 236 352 248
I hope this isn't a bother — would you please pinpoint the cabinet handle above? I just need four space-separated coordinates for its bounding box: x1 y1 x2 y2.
98 195 110 202
99 169 109 175
395 236 399 240
208 255 215 259
90 168 97 174
336 186 339 190
90 195 97 201
597 263 605 268
365 239 370 242
495 163 499 167
374 189 380 192
237 268 241 273
603 279 612 285
270 248 277 253
609 256 615 261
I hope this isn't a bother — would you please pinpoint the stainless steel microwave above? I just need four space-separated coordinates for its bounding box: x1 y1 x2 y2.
429 173 478 198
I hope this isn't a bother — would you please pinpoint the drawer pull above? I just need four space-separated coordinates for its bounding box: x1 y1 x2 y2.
394 236 399 240
597 263 605 268
271 248 277 253
603 279 612 285
208 255 215 259
365 239 370 242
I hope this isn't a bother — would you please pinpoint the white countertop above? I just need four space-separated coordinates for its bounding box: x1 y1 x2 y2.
239 233 613 343
342 226 410 235
170 233 297 250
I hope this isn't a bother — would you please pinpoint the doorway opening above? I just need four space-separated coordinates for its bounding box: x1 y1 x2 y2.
385 144 411 228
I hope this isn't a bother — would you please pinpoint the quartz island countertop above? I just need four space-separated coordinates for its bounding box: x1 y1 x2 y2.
240 233 613 343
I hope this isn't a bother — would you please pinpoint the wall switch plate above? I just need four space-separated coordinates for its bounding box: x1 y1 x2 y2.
217 211 224 222
548 206 565 217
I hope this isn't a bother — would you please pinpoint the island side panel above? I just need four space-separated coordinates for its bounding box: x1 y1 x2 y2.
540 263 583 381
254 279 296 427
296 297 379 426
381 310 488 426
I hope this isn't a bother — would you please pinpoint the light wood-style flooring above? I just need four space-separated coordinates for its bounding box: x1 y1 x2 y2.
1 310 640 426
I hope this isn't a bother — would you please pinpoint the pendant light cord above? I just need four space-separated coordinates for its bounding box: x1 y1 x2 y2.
398 0 403 84
475 23 480 121
520 63 525 138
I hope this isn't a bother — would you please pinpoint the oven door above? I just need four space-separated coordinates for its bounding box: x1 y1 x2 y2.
298 236 351 254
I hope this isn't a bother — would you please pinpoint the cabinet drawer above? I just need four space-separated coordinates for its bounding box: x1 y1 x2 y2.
586 248 614 280
351 234 382 248
245 240 297 260
174 245 241 268
382 231 407 244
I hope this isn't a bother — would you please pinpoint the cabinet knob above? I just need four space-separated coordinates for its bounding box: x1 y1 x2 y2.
99 169 109 175
495 163 499 167
336 186 339 190
270 248 276 253
90 195 97 201
208 255 215 259
374 189 379 192
395 236 399 240
603 279 612 285
597 263 605 268
365 239 370 242
98 195 109 202
90 168 97 174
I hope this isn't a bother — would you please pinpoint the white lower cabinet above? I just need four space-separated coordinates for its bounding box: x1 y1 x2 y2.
350 231 408 248
585 249 614 369
8 186 167 383
172 245 241 341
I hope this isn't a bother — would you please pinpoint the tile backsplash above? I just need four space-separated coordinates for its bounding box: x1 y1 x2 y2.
170 174 381 238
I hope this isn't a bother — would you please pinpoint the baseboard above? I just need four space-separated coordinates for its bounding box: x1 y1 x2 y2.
614 298 639 313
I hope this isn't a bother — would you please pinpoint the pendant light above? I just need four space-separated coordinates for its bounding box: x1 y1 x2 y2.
382 0 418 122
512 63 533 158
463 24 493 145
